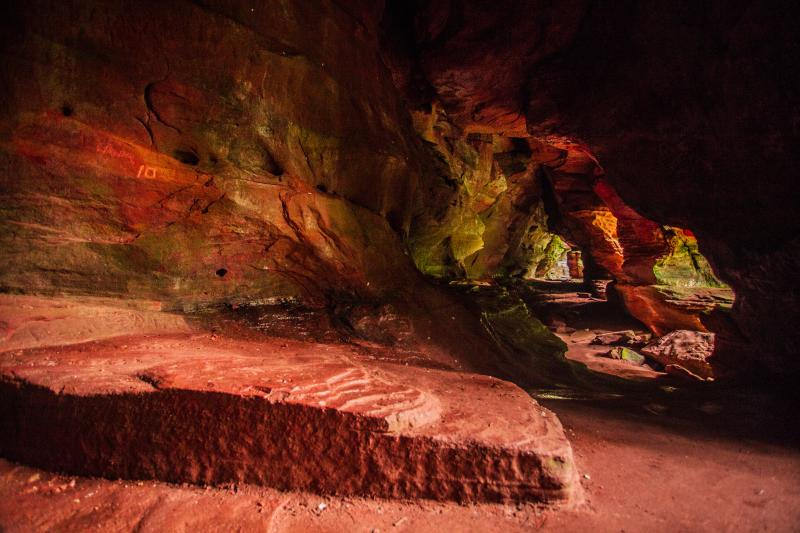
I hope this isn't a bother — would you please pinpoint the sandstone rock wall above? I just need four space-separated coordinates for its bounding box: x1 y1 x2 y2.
0 0 424 307
3 0 795 382
383 0 796 380
0 0 575 389
402 101 731 344
406 105 577 281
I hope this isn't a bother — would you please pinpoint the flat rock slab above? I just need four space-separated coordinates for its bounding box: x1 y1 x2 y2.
0 332 580 504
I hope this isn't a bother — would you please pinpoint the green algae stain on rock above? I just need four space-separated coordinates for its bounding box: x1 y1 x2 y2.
531 232 570 279
407 107 572 281
605 346 646 365
464 285 578 385
653 227 726 288
450 215 486 262
481 299 567 358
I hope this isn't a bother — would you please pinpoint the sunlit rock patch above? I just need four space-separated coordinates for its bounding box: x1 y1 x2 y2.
402 106 733 368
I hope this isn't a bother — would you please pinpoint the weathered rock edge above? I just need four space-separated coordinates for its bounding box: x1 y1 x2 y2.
0 377 578 504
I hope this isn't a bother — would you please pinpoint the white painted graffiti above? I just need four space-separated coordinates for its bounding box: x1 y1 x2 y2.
136 165 158 179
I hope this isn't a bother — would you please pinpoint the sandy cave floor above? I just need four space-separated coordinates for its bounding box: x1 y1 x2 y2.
2 396 798 532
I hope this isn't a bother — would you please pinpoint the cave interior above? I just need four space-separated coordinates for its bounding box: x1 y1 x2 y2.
1 1 799 531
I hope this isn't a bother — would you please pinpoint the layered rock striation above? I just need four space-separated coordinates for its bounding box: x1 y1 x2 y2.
0 0 425 308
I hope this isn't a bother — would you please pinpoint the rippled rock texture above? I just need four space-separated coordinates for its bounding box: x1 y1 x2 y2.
0 296 581 504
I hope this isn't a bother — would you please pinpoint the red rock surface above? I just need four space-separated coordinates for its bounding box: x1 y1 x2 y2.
0 298 580 504
0 295 190 352
0 0 426 307
540 145 733 340
0 0 765 383
0 459 556 532
615 285 733 337
385 0 800 381
1 2 797 529
543 148 625 281
2 296 799 531
3 392 799 532
642 330 716 381
1 0 580 393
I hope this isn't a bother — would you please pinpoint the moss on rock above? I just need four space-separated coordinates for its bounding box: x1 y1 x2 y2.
653 227 726 288
408 108 570 281
460 285 578 385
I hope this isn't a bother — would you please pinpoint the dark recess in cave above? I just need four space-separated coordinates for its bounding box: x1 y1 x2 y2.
173 149 200 166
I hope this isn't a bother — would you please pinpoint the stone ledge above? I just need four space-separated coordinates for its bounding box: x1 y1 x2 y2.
0 330 581 504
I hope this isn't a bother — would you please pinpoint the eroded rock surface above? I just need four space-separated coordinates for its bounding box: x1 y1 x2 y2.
545 148 733 339
0 297 581 504
642 330 716 381
383 0 799 380
0 0 425 308
0 295 190 352
0 458 569 533
402 103 732 352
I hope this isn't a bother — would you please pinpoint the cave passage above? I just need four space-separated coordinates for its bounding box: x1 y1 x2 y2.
1 0 799 531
